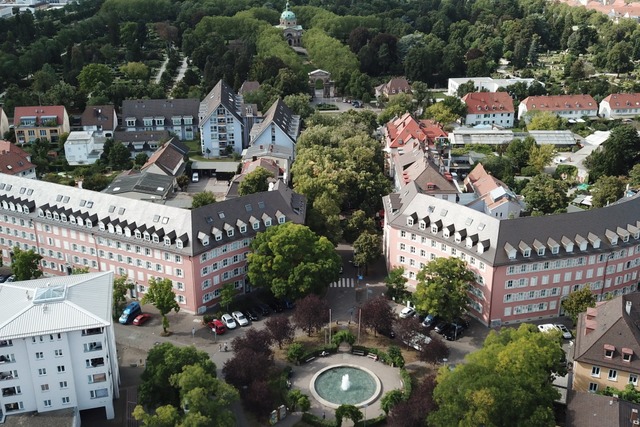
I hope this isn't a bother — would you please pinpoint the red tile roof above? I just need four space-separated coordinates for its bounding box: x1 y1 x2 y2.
385 114 447 150
0 140 34 175
602 93 640 108
521 95 597 112
461 92 514 114
13 106 66 127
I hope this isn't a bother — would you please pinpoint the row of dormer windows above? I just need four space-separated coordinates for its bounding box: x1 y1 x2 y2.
199 215 286 246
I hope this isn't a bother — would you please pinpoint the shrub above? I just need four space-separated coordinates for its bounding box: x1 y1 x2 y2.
387 345 405 368
399 368 412 398
202 314 213 324
332 330 356 346
287 342 304 363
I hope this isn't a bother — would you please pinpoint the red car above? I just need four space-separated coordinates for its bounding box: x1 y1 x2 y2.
132 313 152 326
208 319 226 335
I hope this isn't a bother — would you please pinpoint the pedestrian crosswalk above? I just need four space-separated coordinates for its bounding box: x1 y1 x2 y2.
330 278 355 288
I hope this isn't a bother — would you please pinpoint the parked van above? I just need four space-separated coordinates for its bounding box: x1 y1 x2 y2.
119 301 141 324
208 319 226 335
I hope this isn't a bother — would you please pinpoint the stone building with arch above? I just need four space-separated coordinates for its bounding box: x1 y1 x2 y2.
275 1 303 47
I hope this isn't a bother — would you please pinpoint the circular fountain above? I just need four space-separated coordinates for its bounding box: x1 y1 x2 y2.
310 364 382 409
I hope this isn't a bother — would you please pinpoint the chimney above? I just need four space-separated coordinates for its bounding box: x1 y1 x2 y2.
627 300 633 315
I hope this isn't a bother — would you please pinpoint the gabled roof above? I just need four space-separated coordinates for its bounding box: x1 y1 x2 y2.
243 143 294 160
464 164 518 211
80 104 116 130
379 77 412 94
573 293 640 372
462 92 514 114
602 93 640 108
385 113 427 149
103 171 174 199
14 106 66 127
141 138 188 176
199 80 243 126
122 99 199 122
114 130 170 144
0 140 34 175
239 80 261 95
241 158 281 177
396 153 458 195
567 391 640 427
521 95 597 112
249 98 300 144
0 272 114 340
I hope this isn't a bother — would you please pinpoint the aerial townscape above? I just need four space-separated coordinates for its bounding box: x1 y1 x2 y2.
2 0 640 426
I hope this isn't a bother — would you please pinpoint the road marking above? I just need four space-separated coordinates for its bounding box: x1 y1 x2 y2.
330 278 354 288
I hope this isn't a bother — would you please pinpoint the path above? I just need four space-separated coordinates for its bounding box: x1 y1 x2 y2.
153 55 168 84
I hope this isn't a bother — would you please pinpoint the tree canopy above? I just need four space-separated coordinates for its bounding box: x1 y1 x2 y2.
429 324 567 427
521 174 569 215
191 191 216 209
561 287 596 324
141 277 180 334
11 247 43 281
247 223 341 298
414 257 475 321
238 166 274 196
585 125 640 182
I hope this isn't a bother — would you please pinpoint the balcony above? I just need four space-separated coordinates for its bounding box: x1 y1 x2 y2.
0 355 15 364
82 328 103 337
2 387 19 397
87 357 105 368
0 371 16 381
4 402 21 413
0 341 12 348
84 342 103 352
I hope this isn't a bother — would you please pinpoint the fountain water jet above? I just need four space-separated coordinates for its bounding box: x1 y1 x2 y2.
341 374 351 391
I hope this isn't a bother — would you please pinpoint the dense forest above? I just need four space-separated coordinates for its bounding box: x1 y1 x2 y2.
2 0 640 114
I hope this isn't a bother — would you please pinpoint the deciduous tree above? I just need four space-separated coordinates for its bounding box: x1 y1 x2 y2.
238 166 274 196
77 63 114 94
561 287 596 324
265 316 294 349
525 111 565 130
591 175 626 208
219 282 235 313
112 275 134 318
361 296 394 337
585 125 640 181
292 294 329 336
11 247 42 280
248 223 341 298
385 266 408 301
283 93 314 120
191 191 216 209
521 174 569 215
353 232 381 275
414 258 475 322
141 277 180 334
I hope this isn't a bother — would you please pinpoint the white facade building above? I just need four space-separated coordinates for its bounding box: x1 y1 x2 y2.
64 131 107 166
447 77 538 96
0 272 119 423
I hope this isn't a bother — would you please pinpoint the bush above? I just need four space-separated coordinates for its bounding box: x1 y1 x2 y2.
332 330 356 346
287 342 304 363
399 368 412 398
520 166 540 177
202 314 213 324
301 413 334 427
387 345 405 368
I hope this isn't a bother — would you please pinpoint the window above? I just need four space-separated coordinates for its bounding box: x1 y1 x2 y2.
38 368 47 376
62 396 70 404
605 349 614 358
630 374 639 386
57 365 65 373
608 369 618 380
624 352 632 362
90 388 109 399
41 384 49 392
59 381 68 389
35 352 44 360
591 366 600 377
44 399 52 407
589 382 598 393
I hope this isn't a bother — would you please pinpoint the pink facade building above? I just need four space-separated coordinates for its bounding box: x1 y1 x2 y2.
383 182 640 326
0 175 305 314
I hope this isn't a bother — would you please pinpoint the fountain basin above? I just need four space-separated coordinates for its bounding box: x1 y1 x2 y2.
310 364 382 409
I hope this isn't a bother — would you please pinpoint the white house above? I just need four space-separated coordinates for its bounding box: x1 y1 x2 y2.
447 77 538 96
64 131 107 166
0 272 119 423
248 98 299 158
461 92 515 128
599 93 640 119
518 95 598 121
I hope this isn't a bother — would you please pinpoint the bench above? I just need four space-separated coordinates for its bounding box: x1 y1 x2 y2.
367 353 378 360
305 356 316 363
352 350 365 356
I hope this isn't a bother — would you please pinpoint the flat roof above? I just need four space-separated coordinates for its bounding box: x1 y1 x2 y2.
191 161 239 173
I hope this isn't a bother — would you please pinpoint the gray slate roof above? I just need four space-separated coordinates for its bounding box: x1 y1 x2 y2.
103 171 174 199
249 98 300 143
121 98 199 125
199 80 242 125
567 391 640 427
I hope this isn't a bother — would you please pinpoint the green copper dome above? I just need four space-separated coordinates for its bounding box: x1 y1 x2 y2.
281 1 296 21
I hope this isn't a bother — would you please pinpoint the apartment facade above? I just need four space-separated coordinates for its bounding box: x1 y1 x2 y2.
383 183 640 326
0 175 305 314
518 95 598 121
461 92 515 128
0 272 119 422
572 294 640 395
121 99 199 141
599 93 640 119
13 106 70 144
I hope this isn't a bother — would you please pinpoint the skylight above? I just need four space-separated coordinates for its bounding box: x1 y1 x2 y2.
218 212 225 219
33 284 67 304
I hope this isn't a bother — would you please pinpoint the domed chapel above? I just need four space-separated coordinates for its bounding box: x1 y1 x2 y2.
276 1 303 47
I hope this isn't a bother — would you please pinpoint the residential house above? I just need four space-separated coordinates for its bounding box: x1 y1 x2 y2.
0 174 306 315
383 181 640 326
392 149 459 200
461 92 515 128
248 98 300 158
225 158 281 199
566 390 640 427
239 81 261 97
64 131 108 166
375 77 412 99
463 163 523 219
572 294 640 394
13 106 70 144
103 171 174 201
599 93 640 119
140 138 188 178
0 272 120 423
383 113 431 176
0 107 10 137
0 140 37 179
80 105 117 138
242 143 294 184
113 130 171 155
447 77 538 96
121 99 199 141
518 95 598 121
199 80 261 157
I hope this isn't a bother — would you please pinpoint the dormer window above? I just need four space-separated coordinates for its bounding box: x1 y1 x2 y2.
604 344 615 358
152 235 159 243
108 224 114 233
176 240 183 249
419 220 426 230
99 222 106 231
135 230 141 239
46 211 52 219
623 348 633 362
86 220 92 228
53 212 59 220
504 243 517 260
198 231 209 246
60 214 67 222
588 232 601 249
407 217 414 226
164 237 171 246
275 211 286 224
617 227 630 243
538 247 545 256
533 239 545 256
605 229 618 245
143 232 150 241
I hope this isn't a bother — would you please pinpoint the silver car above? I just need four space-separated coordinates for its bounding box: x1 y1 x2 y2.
232 311 249 327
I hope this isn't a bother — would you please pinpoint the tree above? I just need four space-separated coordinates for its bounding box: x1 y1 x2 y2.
585 125 640 181
344 210 376 243
176 175 190 191
139 343 217 408
388 375 437 426
82 174 110 192
353 232 381 275
120 61 150 81
424 102 459 125
561 287 596 324
292 294 329 336
607 41 634 76
191 191 216 209
283 93 314 120
247 223 341 299
521 174 569 215
456 80 477 97
418 334 450 364
335 404 362 427
591 175 626 208
112 275 134 319
238 167 274 196
219 282 235 313
385 266 408 301
134 152 148 167
629 164 640 186
108 142 133 170
414 258 475 322
381 389 404 415
287 389 311 412
361 296 395 337
11 247 42 280
77 63 114 94
141 277 180 334
506 137 535 173
265 316 294 349
411 81 430 107
528 143 556 173
429 325 566 427
526 111 565 130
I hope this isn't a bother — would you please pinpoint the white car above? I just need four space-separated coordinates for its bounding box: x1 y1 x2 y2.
221 314 237 329
399 307 416 319
554 324 573 339
192 172 199 182
537 323 557 334
232 311 249 327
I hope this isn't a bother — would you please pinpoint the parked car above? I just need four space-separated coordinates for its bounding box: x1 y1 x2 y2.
208 319 226 335
434 321 449 334
376 327 396 339
267 299 284 313
119 301 142 325
255 303 271 316
442 323 465 341
5 275 15 283
132 313 152 326
422 314 439 328
281 298 296 310
232 311 249 327
192 172 199 182
244 309 259 322
554 324 573 339
399 307 416 319
221 313 237 329
403 333 432 351
537 323 557 334
0 274 12 283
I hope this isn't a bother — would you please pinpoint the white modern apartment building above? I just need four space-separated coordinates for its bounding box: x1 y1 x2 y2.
0 272 119 423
